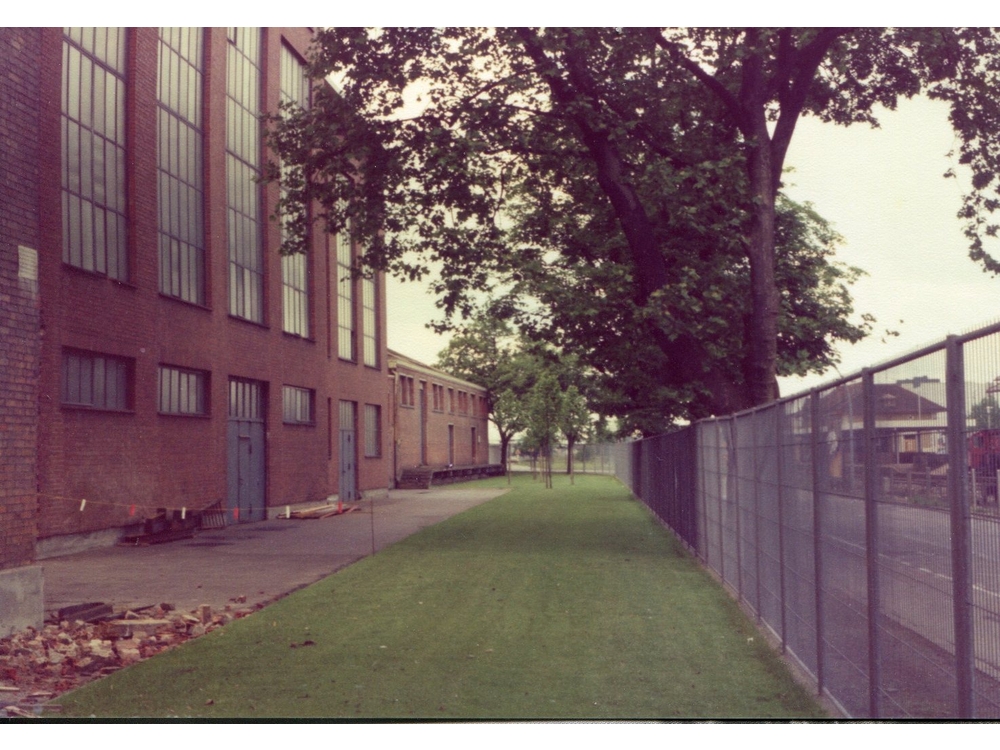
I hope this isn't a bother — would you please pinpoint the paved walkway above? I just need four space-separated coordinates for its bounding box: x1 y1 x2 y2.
40 487 508 618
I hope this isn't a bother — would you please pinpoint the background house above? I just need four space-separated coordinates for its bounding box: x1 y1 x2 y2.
388 349 491 483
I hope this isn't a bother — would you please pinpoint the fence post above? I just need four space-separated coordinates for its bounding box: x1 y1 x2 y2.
731 418 743 602
752 410 763 621
717 420 726 584
863 368 883 718
946 335 975 718
810 391 825 698
776 404 788 652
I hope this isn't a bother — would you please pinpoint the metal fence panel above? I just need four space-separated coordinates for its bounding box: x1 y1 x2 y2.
600 318 1000 718
779 396 819 681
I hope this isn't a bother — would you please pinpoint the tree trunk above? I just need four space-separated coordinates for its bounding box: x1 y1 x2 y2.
744 131 781 406
738 41 781 407
499 433 510 467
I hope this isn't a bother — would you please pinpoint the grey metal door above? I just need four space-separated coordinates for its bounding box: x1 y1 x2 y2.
339 400 358 502
419 382 427 465
228 378 266 523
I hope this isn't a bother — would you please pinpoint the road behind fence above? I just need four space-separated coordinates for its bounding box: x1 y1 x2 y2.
610 321 1000 719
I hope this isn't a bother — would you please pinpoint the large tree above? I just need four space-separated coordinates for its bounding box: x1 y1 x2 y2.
267 27 1000 419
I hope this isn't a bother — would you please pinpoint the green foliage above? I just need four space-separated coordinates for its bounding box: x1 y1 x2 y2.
266 27 1000 426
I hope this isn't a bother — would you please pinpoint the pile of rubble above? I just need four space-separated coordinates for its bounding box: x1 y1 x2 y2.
0 599 259 718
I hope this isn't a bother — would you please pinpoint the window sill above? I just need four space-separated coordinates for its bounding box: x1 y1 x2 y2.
62 263 135 289
159 293 211 312
228 314 269 330
282 331 316 344
61 404 134 415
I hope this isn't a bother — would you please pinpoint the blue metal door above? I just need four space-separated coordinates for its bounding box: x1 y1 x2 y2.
339 400 358 502
228 378 266 523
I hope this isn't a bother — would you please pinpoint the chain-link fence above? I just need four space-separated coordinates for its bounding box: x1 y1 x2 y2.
490 442 617 475
612 323 1000 719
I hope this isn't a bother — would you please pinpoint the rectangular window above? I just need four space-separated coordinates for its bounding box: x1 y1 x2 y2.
400 376 415 407
364 404 381 457
362 271 378 367
337 230 355 360
280 43 311 337
157 28 206 304
62 349 131 411
282 385 315 424
62 28 129 280
226 27 264 323
471 426 478 461
432 384 444 412
158 365 207 415
448 388 454 414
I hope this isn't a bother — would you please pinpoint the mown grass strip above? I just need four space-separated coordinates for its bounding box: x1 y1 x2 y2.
55 474 824 719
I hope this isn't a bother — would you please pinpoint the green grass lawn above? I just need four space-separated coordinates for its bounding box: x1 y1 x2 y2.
54 474 825 719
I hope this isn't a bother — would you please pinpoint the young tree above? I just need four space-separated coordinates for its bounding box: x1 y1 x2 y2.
490 388 527 481
559 385 592 482
523 371 565 489
267 28 1000 419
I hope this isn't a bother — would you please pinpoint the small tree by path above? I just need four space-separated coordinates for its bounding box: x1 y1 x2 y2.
524 372 565 489
560 385 592 483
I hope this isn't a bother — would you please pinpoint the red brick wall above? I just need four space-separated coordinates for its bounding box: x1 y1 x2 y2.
0 29 42 567
33 28 391 539
390 356 491 478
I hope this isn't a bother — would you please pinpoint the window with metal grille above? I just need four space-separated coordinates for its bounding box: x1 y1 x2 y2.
62 28 128 280
229 378 263 420
364 404 381 457
226 27 264 323
337 230 355 360
158 365 207 415
280 42 310 337
282 385 314 424
362 272 377 367
157 28 206 305
61 350 131 411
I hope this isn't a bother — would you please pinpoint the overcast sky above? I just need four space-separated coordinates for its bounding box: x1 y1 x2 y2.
387 92 1000 400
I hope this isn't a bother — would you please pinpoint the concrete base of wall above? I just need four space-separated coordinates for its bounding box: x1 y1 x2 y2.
35 527 134 560
0 565 44 637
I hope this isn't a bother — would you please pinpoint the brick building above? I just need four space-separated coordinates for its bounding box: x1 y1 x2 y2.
0 26 394 625
388 349 490 481
0 28 44 633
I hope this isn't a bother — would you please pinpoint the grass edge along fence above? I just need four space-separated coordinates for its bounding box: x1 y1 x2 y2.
612 322 1000 720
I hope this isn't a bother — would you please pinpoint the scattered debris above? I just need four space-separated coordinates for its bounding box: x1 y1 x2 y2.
55 602 114 624
284 504 360 519
0 601 256 717
289 640 315 649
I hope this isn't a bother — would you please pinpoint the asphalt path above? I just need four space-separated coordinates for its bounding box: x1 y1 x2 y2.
39 487 508 619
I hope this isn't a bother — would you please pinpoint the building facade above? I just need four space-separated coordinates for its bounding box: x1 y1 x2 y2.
10 27 391 560
388 349 490 480
0 28 45 633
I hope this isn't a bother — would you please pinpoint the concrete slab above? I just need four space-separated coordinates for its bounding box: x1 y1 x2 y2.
0 565 44 636
39 487 508 618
